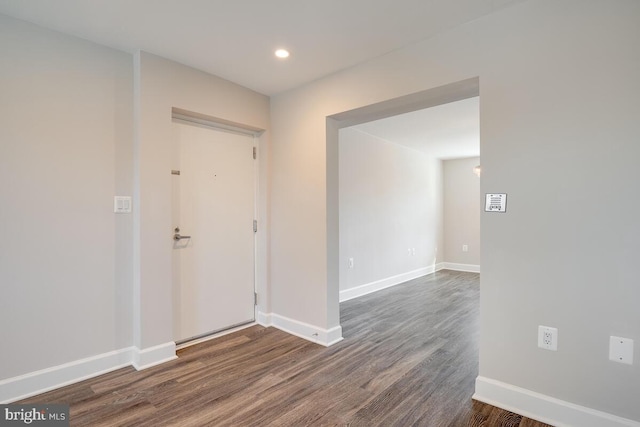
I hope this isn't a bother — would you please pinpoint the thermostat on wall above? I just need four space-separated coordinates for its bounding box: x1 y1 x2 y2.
485 193 507 212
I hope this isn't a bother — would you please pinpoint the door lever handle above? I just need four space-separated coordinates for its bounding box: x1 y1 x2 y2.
173 227 190 241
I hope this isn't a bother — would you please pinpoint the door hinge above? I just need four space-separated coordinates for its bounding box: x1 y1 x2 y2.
253 219 257 233
254 292 258 305
253 147 257 160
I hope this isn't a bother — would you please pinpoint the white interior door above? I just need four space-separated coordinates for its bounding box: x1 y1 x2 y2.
172 120 256 343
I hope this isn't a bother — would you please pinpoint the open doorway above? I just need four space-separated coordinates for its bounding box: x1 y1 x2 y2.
325 77 480 335
338 97 480 302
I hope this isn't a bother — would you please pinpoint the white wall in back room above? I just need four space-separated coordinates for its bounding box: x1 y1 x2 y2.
339 127 443 300
443 157 480 270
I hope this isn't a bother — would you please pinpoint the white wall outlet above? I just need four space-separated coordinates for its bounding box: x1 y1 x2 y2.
538 325 558 351
462 244 468 252
348 258 354 269
609 336 634 365
411 248 416 256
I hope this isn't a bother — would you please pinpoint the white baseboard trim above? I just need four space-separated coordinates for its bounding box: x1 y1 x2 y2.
261 312 343 347
0 347 134 403
1 342 178 403
441 262 480 273
132 342 177 370
474 376 640 427
340 265 439 302
256 311 272 327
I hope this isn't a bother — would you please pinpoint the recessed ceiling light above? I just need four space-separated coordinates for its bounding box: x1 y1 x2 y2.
275 49 290 59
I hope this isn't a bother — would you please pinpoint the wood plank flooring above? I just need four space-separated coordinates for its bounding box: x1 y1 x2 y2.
19 270 553 426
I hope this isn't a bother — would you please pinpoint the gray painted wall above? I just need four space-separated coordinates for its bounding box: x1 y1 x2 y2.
0 15 133 378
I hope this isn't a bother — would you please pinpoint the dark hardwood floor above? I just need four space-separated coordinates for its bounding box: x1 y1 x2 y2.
20 270 552 426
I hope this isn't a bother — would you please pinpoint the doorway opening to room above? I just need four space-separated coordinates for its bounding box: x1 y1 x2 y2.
326 77 481 336
337 97 480 303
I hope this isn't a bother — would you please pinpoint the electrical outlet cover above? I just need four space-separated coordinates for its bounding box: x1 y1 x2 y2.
609 336 634 365
538 325 558 351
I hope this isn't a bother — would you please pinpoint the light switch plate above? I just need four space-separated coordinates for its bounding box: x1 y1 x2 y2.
114 196 132 214
609 336 634 365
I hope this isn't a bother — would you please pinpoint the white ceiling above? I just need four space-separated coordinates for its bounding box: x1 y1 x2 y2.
0 0 523 95
353 97 479 160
